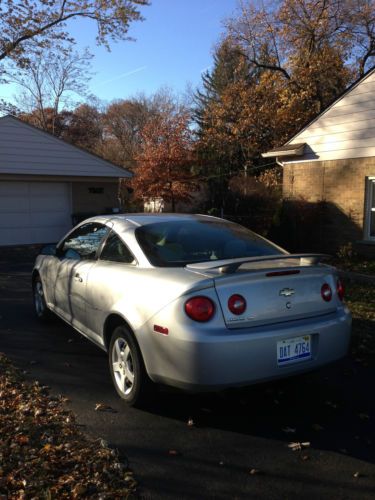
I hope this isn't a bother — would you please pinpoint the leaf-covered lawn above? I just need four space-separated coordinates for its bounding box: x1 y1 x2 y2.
331 256 375 276
0 354 136 499
346 281 375 364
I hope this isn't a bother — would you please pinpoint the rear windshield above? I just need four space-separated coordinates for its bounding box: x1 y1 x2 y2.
135 219 284 267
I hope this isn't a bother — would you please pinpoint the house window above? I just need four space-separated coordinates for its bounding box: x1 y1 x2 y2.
365 177 375 240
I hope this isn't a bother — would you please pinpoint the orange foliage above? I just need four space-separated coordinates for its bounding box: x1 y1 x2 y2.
131 112 199 212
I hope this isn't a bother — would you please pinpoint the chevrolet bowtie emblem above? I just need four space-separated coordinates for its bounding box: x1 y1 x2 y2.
279 288 295 297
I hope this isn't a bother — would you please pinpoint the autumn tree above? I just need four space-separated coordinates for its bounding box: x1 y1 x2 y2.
101 88 188 168
62 103 105 152
225 0 362 112
131 111 199 212
18 107 71 137
195 0 375 212
0 0 148 78
103 97 156 168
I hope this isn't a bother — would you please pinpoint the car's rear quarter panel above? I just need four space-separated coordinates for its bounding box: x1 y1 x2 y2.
85 262 214 342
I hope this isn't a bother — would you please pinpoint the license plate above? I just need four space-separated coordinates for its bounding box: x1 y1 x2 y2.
277 335 311 365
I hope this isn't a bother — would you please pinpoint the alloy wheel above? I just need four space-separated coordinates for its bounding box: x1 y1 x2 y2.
34 281 45 317
111 337 135 396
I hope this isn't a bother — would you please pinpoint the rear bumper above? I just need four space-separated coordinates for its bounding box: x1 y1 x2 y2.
143 307 352 391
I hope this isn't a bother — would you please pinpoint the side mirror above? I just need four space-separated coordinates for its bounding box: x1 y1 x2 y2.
40 244 57 256
64 248 81 261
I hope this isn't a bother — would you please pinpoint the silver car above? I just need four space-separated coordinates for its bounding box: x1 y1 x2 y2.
32 214 351 406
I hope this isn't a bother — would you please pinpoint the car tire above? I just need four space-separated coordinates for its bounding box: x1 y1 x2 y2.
109 325 153 407
32 275 52 321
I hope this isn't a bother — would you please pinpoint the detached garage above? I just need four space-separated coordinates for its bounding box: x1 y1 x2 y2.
0 115 131 246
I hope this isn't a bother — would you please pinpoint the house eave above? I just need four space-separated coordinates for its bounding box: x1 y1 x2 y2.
262 143 306 158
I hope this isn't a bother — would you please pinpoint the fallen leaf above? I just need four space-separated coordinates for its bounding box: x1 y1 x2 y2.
94 403 117 412
72 484 87 496
301 455 309 461
249 468 261 475
288 442 310 451
312 424 324 431
282 427 296 434
168 450 179 456
359 412 370 421
325 401 338 409
17 435 29 445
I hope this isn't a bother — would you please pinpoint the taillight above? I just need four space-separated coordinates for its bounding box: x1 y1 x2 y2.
337 279 344 301
321 283 332 302
228 294 247 315
184 296 215 322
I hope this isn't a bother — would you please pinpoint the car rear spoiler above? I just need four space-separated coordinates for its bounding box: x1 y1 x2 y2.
185 253 330 274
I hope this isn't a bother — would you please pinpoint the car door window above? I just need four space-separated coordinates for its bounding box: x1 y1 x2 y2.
61 223 109 260
99 232 136 264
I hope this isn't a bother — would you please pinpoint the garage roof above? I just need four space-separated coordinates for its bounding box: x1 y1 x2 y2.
0 115 132 178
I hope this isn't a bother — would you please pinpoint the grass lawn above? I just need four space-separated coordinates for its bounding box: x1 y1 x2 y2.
346 281 375 364
338 259 375 276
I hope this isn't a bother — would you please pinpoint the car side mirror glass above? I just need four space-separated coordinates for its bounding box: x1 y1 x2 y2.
40 244 57 256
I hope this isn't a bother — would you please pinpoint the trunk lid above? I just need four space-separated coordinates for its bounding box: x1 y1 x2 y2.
186 255 338 329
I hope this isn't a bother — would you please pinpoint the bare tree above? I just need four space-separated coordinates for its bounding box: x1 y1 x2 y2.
0 0 148 79
12 49 93 134
226 0 375 82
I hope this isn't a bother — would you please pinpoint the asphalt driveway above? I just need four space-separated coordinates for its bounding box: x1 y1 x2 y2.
0 261 375 499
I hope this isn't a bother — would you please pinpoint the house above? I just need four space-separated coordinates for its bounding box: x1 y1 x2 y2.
263 67 375 256
0 115 131 246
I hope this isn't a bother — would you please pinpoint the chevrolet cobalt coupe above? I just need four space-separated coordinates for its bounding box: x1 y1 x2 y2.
32 214 351 405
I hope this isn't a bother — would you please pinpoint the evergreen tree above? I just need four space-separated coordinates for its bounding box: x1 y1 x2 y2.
194 37 252 214
194 37 250 129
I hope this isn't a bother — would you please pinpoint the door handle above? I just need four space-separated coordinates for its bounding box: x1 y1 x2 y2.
74 273 83 283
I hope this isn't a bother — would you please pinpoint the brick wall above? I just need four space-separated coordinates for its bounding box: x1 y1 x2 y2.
282 157 375 253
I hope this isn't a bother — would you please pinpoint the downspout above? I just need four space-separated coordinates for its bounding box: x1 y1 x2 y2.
276 157 284 169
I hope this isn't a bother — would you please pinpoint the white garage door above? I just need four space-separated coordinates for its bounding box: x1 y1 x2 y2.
0 181 72 245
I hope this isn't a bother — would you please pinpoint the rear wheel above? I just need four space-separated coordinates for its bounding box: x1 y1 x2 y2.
109 325 153 407
32 276 51 321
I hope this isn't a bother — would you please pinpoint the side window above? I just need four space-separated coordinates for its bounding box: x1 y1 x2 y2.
100 232 136 264
61 223 109 260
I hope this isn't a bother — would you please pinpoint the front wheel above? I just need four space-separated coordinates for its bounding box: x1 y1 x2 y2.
109 325 153 407
32 276 51 321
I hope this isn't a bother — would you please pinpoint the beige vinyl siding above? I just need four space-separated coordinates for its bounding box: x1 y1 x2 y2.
286 70 375 163
0 116 131 178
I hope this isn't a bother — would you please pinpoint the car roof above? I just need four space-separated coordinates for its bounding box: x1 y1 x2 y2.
91 213 224 229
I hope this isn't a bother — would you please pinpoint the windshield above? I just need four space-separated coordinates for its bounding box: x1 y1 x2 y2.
135 219 285 267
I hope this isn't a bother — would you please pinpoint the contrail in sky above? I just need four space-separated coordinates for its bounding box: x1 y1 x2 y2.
96 66 147 86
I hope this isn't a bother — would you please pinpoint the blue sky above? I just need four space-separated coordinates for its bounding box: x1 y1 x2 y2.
2 0 239 105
